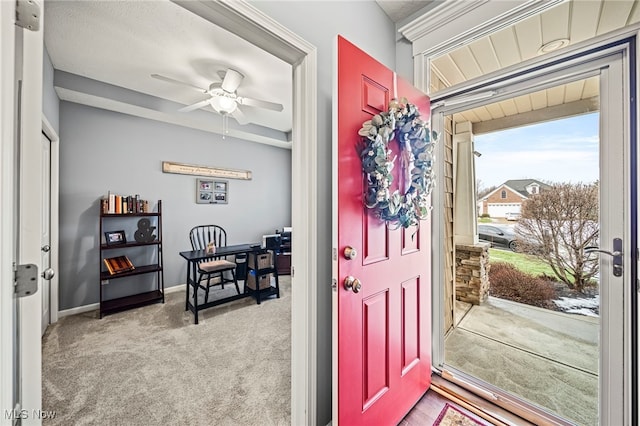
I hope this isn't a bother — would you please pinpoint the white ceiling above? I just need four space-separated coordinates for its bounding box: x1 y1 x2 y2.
44 1 293 134
375 0 433 23
43 0 429 144
44 0 430 143
45 1 627 141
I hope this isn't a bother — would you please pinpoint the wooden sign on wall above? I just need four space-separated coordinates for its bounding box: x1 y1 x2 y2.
162 161 252 180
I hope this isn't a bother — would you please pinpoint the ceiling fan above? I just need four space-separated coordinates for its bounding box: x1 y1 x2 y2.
151 68 284 126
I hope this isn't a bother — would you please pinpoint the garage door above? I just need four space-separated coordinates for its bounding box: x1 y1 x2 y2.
487 203 521 218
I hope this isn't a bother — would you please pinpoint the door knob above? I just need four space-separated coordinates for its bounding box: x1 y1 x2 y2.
343 246 358 260
343 276 362 293
41 268 55 280
41 245 50 252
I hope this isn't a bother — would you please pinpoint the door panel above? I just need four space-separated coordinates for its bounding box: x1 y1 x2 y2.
335 35 432 425
363 218 389 264
401 277 420 374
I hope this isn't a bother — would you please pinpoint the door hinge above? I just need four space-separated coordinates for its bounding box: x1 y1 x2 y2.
14 263 38 297
15 0 40 31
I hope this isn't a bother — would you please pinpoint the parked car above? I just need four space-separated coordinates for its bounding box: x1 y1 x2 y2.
505 212 521 221
478 224 518 251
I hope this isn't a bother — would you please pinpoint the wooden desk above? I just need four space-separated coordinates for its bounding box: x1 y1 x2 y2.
180 243 257 324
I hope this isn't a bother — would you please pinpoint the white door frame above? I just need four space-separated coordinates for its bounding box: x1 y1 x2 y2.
429 38 635 425
172 2 318 424
0 0 18 417
0 0 44 423
20 4 44 424
42 115 59 325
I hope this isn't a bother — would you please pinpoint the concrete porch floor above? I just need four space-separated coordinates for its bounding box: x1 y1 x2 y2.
446 297 599 426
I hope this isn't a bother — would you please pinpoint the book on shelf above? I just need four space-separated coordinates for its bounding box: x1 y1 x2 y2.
101 193 150 214
103 256 135 275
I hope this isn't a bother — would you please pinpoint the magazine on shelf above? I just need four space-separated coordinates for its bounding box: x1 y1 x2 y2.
103 256 135 275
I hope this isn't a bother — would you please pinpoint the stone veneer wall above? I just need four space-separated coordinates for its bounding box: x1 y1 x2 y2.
455 242 491 305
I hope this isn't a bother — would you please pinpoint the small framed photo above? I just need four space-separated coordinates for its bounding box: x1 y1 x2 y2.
197 178 228 204
105 230 127 245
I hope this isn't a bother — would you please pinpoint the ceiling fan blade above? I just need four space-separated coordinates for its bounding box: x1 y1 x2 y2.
230 106 249 125
237 96 284 112
150 74 206 92
178 99 211 113
221 69 244 93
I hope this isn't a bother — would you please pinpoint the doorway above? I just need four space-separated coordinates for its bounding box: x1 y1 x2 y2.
431 43 633 425
36 2 319 424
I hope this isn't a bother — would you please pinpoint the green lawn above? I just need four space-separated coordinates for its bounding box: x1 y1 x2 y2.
488 248 560 279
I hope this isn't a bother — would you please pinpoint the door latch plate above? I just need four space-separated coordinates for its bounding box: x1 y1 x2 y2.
15 263 38 297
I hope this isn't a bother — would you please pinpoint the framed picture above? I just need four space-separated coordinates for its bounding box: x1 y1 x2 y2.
104 230 127 245
197 179 228 204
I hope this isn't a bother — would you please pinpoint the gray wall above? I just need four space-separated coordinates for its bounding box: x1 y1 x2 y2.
58 101 291 309
43 48 59 133
249 2 411 424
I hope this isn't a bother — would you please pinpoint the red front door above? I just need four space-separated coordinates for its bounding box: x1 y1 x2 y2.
334 36 432 425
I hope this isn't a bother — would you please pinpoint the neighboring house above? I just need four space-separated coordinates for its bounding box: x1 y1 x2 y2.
478 179 550 218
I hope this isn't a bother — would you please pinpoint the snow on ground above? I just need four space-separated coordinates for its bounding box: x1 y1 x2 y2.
553 294 600 317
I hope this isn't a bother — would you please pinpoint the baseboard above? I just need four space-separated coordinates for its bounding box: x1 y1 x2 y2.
165 284 185 294
58 303 99 318
58 285 186 318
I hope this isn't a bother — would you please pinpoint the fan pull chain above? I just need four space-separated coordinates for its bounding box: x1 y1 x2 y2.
222 113 229 139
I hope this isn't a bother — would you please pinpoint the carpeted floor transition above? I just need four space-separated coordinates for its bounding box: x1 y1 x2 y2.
42 277 291 426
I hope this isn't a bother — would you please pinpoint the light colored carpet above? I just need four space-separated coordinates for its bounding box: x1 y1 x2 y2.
42 277 291 426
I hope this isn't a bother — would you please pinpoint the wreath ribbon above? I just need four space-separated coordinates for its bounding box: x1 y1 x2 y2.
358 98 437 229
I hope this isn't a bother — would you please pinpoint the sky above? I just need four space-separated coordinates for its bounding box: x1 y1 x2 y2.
474 112 599 190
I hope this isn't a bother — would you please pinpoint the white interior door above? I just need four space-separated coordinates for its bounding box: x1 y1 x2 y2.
41 132 51 335
1 1 44 422
0 2 20 418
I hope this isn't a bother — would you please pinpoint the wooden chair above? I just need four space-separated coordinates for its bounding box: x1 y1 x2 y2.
189 225 239 303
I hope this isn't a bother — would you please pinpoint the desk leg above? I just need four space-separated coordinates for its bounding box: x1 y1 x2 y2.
185 262 190 311
192 261 199 325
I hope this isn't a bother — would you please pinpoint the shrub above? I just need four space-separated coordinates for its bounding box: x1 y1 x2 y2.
489 262 557 308
480 213 490 218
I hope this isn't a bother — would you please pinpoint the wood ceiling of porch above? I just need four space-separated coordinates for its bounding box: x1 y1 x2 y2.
431 1 639 134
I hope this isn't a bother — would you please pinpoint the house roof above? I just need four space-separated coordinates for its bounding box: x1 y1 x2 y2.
503 179 551 198
479 179 550 201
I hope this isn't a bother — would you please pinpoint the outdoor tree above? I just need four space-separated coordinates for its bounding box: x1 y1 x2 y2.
515 182 599 292
476 179 497 200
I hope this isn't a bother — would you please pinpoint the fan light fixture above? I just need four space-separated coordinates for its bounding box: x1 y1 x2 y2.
209 95 237 114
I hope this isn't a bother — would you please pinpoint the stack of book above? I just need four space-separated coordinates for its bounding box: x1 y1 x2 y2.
103 256 135 275
101 193 150 214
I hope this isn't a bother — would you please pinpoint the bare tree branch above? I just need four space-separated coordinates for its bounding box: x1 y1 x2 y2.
515 182 599 292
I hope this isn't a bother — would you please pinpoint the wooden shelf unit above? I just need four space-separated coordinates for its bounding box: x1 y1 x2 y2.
246 249 280 304
99 200 164 318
